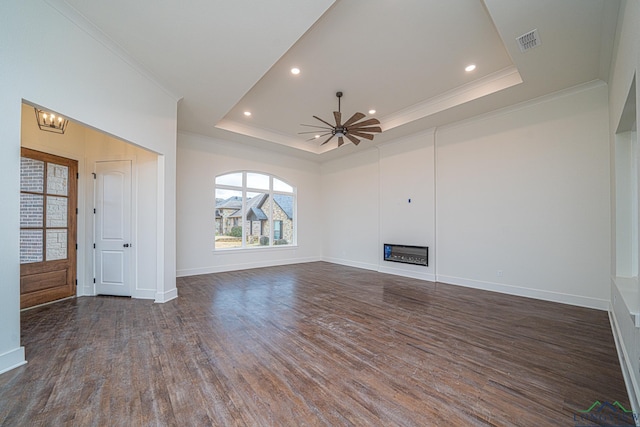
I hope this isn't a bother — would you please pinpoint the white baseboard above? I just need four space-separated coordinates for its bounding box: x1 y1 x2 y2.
155 288 178 303
132 289 157 300
321 257 379 272
436 274 609 311
0 347 26 376
609 307 640 421
176 256 321 277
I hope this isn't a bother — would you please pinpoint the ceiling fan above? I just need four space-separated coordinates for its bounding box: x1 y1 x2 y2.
299 91 382 147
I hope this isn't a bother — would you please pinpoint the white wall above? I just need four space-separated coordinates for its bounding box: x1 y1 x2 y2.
320 82 611 309
321 148 380 271
320 130 437 278
0 0 177 374
437 82 610 309
176 132 322 276
379 131 436 281
321 130 436 280
607 0 640 412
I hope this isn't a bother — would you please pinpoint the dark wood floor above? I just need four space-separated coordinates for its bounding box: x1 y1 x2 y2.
0 262 631 426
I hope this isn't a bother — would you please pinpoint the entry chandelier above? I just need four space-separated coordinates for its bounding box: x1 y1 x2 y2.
34 108 68 134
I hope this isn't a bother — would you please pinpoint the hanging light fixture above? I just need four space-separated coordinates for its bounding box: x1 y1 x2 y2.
34 108 68 134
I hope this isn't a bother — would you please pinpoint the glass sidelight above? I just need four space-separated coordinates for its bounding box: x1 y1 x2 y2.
20 157 70 264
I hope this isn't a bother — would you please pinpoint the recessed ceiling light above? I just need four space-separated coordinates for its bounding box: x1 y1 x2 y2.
244 111 251 117
315 134 320 139
465 64 476 72
291 67 301 75
368 109 376 115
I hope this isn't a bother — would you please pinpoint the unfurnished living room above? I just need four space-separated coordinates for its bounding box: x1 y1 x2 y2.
1 0 639 425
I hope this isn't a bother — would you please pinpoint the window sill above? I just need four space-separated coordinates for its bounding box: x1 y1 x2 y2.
213 245 298 254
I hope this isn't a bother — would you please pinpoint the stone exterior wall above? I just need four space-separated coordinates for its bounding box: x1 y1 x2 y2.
243 197 293 244
218 209 239 235
272 199 293 243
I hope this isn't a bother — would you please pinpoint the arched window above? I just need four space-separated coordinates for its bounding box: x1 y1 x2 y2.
214 172 296 250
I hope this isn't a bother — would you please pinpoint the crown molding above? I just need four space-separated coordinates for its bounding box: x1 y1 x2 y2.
381 66 522 131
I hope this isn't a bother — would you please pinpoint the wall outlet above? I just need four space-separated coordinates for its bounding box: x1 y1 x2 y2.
497 270 503 277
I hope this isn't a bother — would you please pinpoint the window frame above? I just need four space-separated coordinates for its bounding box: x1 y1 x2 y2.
214 171 296 251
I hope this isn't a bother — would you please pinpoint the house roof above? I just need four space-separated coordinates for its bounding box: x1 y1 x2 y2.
273 195 293 220
225 193 293 221
227 193 268 219
245 194 269 221
216 196 242 210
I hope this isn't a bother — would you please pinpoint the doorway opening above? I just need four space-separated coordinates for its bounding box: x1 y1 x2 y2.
20 101 161 302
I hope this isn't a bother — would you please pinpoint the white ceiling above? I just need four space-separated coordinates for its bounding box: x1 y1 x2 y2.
60 0 619 162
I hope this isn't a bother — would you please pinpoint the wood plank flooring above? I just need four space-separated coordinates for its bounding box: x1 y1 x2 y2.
0 262 631 426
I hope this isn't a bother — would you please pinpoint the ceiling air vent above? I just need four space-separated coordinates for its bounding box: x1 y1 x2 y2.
516 29 541 52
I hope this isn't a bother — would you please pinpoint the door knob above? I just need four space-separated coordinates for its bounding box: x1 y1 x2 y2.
123 243 130 247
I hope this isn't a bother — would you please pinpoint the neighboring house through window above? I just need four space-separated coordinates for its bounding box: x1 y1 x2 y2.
214 171 295 250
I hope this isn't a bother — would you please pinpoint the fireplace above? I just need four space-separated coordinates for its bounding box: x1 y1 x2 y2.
383 244 428 266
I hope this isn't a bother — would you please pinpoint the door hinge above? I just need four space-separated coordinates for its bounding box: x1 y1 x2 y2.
93 243 96 249
92 173 96 179
93 208 96 214
75 279 77 287
76 172 79 179
76 208 78 215
75 243 78 250
93 278 96 284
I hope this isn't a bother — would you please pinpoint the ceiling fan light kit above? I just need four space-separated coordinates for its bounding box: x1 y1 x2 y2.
299 91 382 148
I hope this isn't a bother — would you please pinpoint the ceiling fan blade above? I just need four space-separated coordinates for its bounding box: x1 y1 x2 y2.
320 134 335 145
343 112 366 127
333 111 342 127
306 132 331 141
345 134 360 146
338 136 344 147
313 115 335 128
300 123 333 130
299 130 331 135
349 131 375 140
348 118 380 128
348 126 381 134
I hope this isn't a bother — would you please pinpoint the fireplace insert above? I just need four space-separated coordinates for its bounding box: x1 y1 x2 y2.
383 244 428 266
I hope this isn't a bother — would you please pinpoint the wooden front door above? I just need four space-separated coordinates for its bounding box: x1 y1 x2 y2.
20 148 77 309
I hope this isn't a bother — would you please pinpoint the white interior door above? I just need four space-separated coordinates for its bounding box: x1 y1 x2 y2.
94 160 132 296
